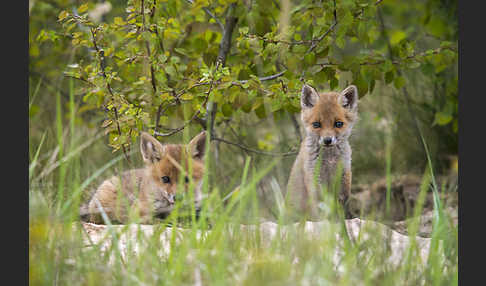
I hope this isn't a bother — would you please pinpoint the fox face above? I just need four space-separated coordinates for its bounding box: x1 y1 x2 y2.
140 131 206 213
300 84 358 147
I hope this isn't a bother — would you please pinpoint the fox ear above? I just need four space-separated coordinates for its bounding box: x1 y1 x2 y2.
140 132 165 164
340 85 358 111
301 84 319 109
189 131 207 160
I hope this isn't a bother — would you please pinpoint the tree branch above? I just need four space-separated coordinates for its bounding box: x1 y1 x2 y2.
306 0 337 54
208 3 238 139
216 5 238 67
141 0 163 134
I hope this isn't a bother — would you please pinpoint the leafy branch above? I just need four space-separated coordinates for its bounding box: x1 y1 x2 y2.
89 27 131 164
316 46 457 68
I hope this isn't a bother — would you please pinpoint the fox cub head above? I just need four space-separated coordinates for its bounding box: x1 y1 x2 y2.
300 84 358 147
140 131 206 212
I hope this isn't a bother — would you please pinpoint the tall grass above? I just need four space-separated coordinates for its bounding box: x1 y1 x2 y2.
29 82 457 286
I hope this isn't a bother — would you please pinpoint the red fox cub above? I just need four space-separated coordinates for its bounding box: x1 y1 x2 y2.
286 84 358 220
81 131 207 224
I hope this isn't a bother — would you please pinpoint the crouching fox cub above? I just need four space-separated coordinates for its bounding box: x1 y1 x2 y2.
80 131 207 224
286 84 358 220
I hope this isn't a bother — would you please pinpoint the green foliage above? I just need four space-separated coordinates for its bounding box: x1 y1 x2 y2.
30 0 457 154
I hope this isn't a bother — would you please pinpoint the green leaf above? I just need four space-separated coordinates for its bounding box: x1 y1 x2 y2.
390 30 406 45
340 11 354 27
304 53 316 66
78 3 89 13
353 75 368 98
114 17 126 26
336 36 345 49
406 60 421 69
315 69 328 84
382 60 393 72
254 103 266 119
426 16 447 38
241 101 253 113
222 103 233 117
433 112 453 126
385 71 395 84
330 76 339 90
394 76 405 89
239 27 249 35
58 11 69 22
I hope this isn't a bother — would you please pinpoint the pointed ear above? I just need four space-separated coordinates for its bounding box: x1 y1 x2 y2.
301 84 319 109
140 132 165 164
340 85 358 111
188 131 207 160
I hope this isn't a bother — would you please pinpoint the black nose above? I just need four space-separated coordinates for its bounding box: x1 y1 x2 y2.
323 137 332 145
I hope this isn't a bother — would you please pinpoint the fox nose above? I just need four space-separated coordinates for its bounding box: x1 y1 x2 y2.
167 194 175 205
323 137 333 146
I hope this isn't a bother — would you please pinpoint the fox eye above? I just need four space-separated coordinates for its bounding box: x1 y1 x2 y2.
312 122 321 128
161 176 171 184
184 176 189 183
334 121 344 128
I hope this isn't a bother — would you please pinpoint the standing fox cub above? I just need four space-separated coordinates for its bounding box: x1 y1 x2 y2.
80 131 207 224
286 84 358 219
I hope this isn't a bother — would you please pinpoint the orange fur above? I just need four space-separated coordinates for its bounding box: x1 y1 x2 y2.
287 84 358 220
82 131 207 224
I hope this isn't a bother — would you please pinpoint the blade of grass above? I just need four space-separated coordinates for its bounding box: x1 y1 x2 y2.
385 133 392 217
29 131 47 180
29 77 42 113
56 90 66 212
35 133 104 180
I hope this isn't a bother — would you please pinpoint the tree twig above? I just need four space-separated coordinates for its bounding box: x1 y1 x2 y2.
153 77 215 137
238 70 287 84
209 3 237 139
63 74 96 86
246 0 386 50
212 137 298 156
216 5 238 67
184 0 224 31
